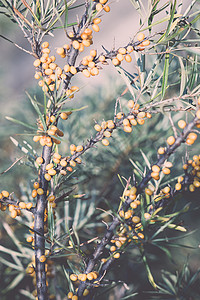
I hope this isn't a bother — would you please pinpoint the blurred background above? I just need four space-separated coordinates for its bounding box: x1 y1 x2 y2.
0 0 200 299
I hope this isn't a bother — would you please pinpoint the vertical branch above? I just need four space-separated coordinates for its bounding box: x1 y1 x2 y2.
34 145 52 300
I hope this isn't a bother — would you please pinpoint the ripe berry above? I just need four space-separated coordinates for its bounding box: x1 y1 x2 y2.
137 33 145 41
167 136 175 146
178 120 186 129
37 188 44 195
39 255 46 262
33 59 41 67
102 138 109 146
2 190 9 197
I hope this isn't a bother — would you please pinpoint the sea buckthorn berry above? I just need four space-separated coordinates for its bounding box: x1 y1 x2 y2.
72 296 78 300
11 210 17 218
72 40 80 49
46 163 54 170
88 61 95 68
188 132 197 141
78 273 87 281
76 145 83 152
130 118 137 126
162 186 170 194
70 160 76 167
104 131 111 138
56 47 65 55
26 202 33 209
196 109 200 119
158 147 165 155
96 3 103 11
125 210 132 219
32 189 37 198
113 252 120 259
132 216 140 223
27 236 33 243
26 266 35 274
36 157 44 165
70 144 76 151
112 57 120 66
48 169 56 176
60 160 67 167
137 118 145 125
82 69 91 77
137 33 145 42
19 202 26 209
53 153 61 160
33 59 41 67
152 165 160 173
116 53 124 61
193 180 200 187
128 100 134 109
83 289 89 297
37 188 44 195
167 136 175 146
124 126 132 133
165 161 173 168
119 210 125 218
2 190 9 198
9 205 15 212
60 112 68 120
127 45 134 52
116 112 124 119
45 174 51 181
107 120 115 129
115 240 122 248
123 119 130 126
92 24 100 32
118 47 126 55
141 40 150 46
144 213 151 219
183 164 188 170
125 54 132 62
175 183 182 190
138 232 144 239
189 184 195 192
90 67 99 76
67 292 73 299
138 112 146 119
130 186 137 195
102 138 109 146
178 120 186 129
34 72 42 79
87 272 94 280
41 42 49 48
162 167 170 175
39 255 46 262
145 188 153 195
151 172 160 180
99 55 106 62
1 205 7 211
70 66 77 75
82 39 91 47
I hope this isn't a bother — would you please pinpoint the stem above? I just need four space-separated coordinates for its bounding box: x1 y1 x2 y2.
34 145 52 300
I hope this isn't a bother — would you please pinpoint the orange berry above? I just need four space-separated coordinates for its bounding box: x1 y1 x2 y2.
82 69 90 77
56 48 65 55
175 183 182 190
76 145 83 152
11 210 17 218
187 132 197 141
99 55 106 62
137 33 145 42
93 18 101 25
33 59 41 67
141 40 150 46
32 189 37 198
125 54 132 62
196 109 200 119
78 273 87 281
94 124 102 131
167 136 175 146
71 274 79 283
132 216 140 223
72 40 80 49
2 190 9 198
67 292 73 299
112 57 120 66
113 252 120 259
48 169 56 176
178 120 186 129
92 24 100 32
158 147 165 155
152 165 160 173
118 47 126 55
19 202 26 209
96 3 103 11
26 202 33 209
36 157 44 165
102 139 109 146
37 188 44 195
41 42 49 48
162 167 171 175
70 66 77 75
27 236 33 243
127 45 134 52
39 255 46 262
45 174 51 181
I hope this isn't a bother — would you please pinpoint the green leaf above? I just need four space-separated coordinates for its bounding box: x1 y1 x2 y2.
5 116 37 131
2 272 24 294
178 56 186 96
161 51 170 98
26 92 47 131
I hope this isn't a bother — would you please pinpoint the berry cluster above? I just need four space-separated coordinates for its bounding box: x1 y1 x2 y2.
0 190 33 218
